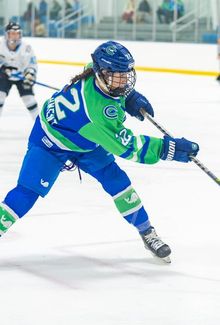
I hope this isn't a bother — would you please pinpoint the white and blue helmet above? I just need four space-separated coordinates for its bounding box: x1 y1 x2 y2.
5 22 22 48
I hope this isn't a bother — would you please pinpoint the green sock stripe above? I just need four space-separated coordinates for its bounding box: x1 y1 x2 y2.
114 187 142 215
0 205 18 233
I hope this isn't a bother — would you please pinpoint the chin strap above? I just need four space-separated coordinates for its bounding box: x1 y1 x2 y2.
95 72 110 94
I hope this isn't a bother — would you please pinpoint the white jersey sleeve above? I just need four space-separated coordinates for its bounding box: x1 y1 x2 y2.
0 38 38 81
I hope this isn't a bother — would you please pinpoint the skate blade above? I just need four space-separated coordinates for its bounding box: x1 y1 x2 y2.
145 246 171 263
161 256 171 263
151 252 171 264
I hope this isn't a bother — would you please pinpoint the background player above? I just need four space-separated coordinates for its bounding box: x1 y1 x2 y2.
0 22 38 119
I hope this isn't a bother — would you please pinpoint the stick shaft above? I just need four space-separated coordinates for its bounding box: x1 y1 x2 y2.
143 112 220 186
11 72 59 91
35 81 59 91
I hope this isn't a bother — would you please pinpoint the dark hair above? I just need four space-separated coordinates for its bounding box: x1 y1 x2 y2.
64 67 94 91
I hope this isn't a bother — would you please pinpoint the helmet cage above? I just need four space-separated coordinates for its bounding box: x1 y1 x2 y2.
5 22 22 48
98 68 136 97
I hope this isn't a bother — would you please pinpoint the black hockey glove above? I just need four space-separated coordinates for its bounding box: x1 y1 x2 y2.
23 68 36 86
125 89 154 121
0 65 18 78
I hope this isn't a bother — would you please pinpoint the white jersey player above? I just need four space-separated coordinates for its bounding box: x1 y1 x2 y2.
0 22 38 119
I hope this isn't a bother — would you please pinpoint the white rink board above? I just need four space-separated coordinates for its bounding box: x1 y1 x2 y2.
26 37 219 72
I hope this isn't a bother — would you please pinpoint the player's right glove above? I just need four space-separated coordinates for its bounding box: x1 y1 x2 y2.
160 136 199 163
125 89 154 121
0 65 18 78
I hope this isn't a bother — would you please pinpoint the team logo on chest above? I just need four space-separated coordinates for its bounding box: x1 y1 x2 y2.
103 105 118 119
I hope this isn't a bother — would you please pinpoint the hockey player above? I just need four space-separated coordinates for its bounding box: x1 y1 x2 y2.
0 41 199 263
0 22 38 119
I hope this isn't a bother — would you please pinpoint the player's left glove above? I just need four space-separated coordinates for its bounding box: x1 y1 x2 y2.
0 65 18 78
23 68 36 86
160 136 199 163
125 89 154 121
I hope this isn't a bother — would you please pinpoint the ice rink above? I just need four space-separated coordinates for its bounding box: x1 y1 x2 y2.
0 61 220 325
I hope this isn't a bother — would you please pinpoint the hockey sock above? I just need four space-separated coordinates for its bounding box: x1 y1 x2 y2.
21 95 38 120
113 185 151 233
0 91 6 113
91 162 151 233
28 107 39 120
0 203 19 236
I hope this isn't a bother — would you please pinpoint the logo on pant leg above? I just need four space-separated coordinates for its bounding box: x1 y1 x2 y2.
40 179 49 188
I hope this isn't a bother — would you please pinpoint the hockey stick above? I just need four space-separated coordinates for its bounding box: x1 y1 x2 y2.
11 72 59 91
32 81 59 91
140 109 220 187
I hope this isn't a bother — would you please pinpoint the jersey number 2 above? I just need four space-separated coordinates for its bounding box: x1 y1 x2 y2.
55 88 80 120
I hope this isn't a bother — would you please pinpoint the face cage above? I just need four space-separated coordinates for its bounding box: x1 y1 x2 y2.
100 68 136 97
5 30 22 47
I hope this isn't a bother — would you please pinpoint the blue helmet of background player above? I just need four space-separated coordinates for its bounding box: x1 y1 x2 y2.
5 22 22 48
91 41 136 97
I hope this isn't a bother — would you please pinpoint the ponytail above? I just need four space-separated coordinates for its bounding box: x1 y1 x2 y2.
64 67 95 91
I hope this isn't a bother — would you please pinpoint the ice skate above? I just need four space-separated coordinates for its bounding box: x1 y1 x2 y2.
140 227 171 263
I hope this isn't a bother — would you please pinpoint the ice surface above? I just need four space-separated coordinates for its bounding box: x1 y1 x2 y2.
0 62 220 325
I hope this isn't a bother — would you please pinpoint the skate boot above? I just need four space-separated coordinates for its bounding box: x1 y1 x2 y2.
140 227 171 263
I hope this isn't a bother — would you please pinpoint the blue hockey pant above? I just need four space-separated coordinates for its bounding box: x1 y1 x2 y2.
3 144 150 233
